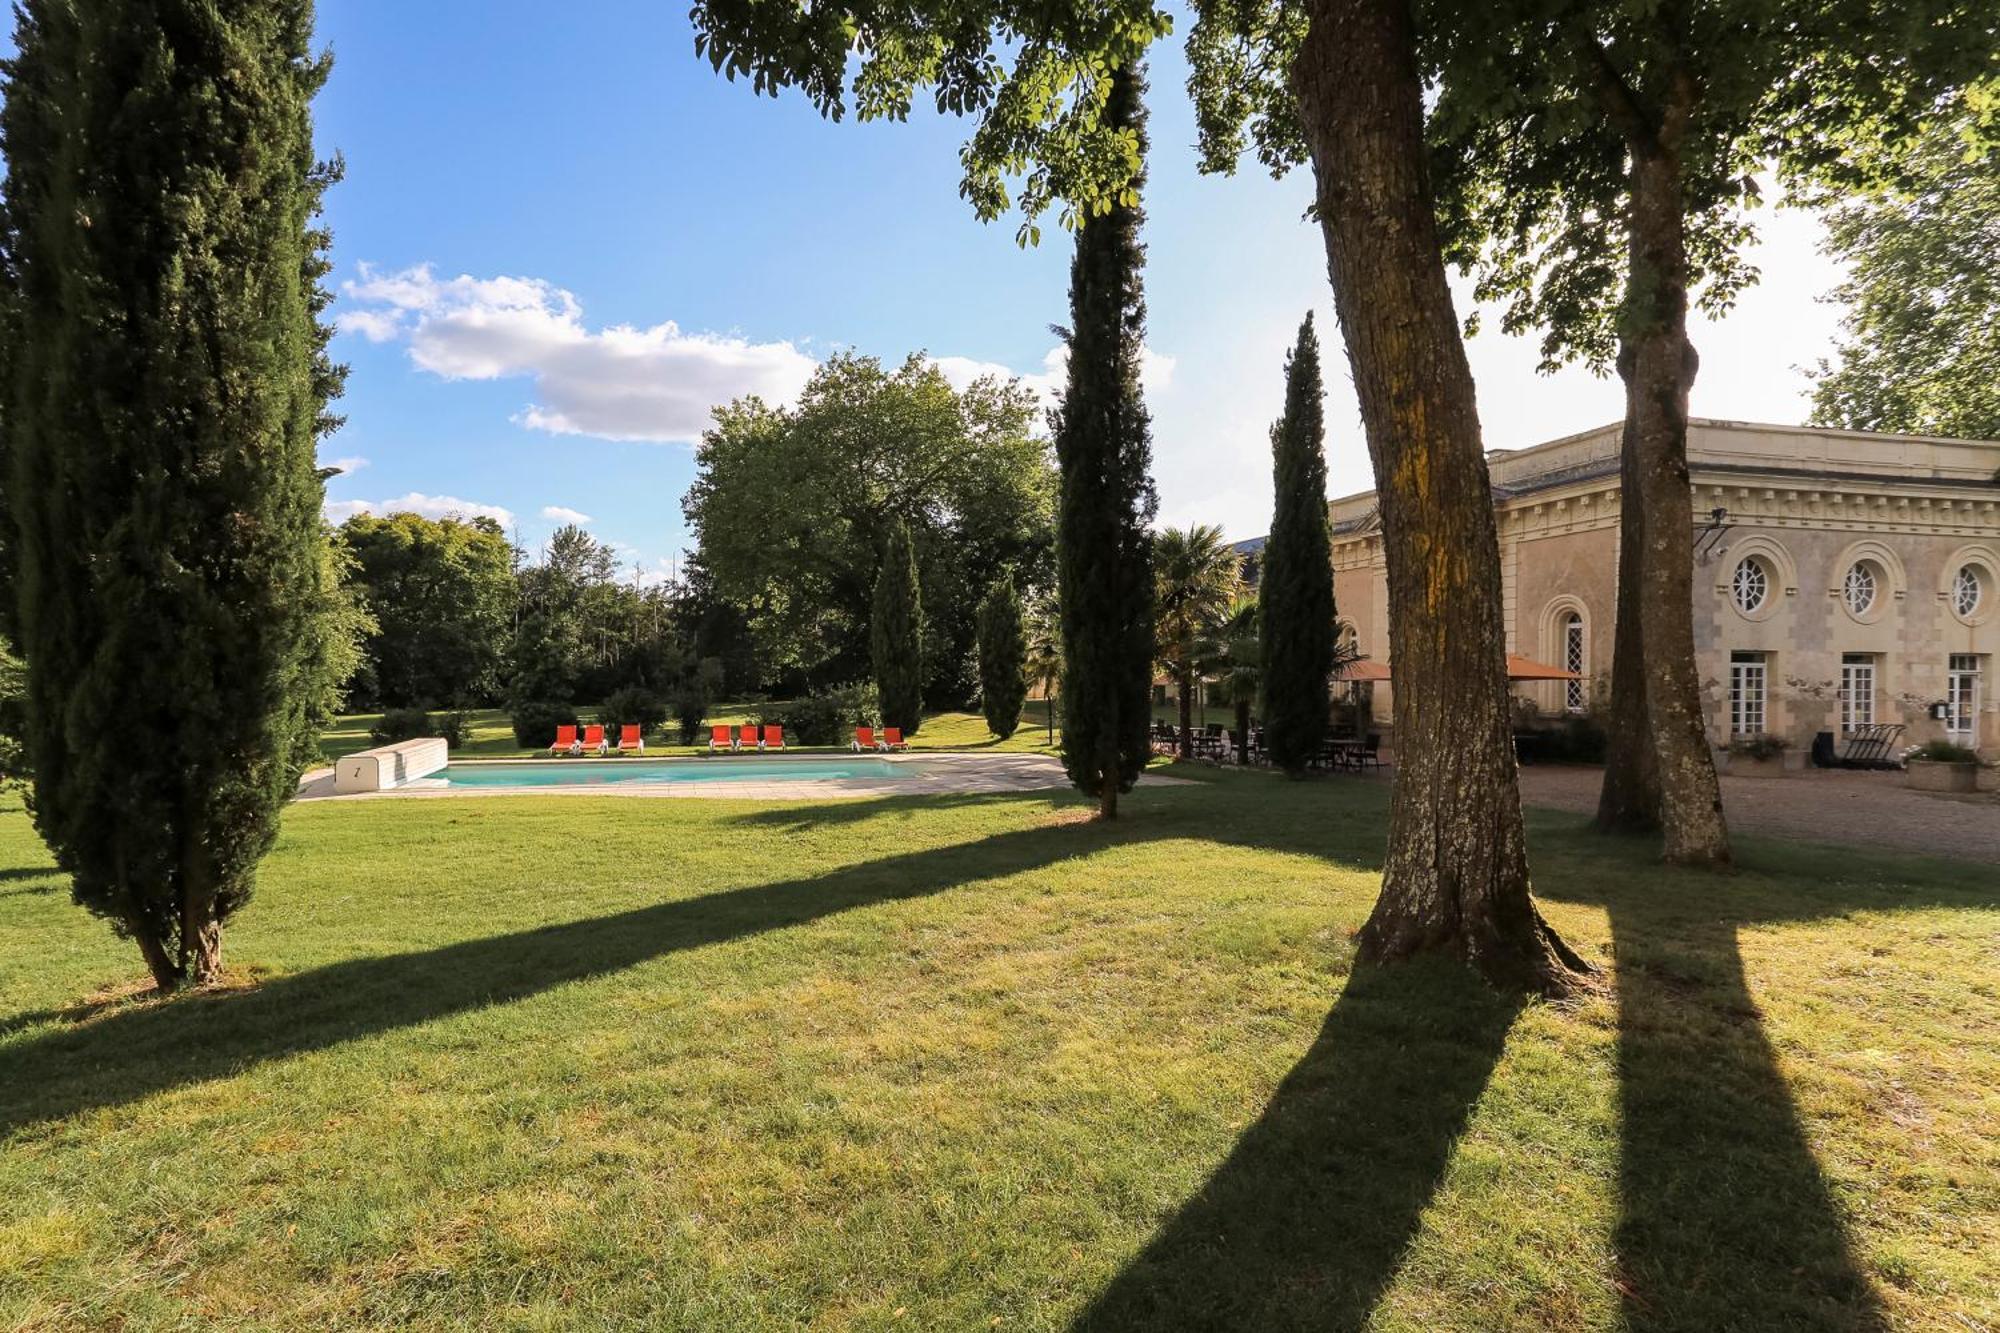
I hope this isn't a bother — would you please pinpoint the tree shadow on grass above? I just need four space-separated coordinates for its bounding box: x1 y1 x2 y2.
0 864 59 885
1073 959 1523 1331
0 814 1137 1138
1533 832 1995 1333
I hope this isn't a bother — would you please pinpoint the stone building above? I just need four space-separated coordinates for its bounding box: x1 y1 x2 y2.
1328 420 2000 756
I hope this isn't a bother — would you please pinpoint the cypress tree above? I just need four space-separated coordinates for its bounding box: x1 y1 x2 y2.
1259 313 1337 775
871 517 925 734
976 573 1027 740
1 0 343 990
1052 64 1158 819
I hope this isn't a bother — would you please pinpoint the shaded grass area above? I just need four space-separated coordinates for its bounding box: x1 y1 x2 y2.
317 702 1065 764
1 777 1994 1330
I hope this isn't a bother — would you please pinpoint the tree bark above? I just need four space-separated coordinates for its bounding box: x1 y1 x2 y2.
1235 696 1252 765
1100 770 1120 820
130 914 182 994
1595 372 1662 833
1625 145 1731 867
1178 666 1195 759
1292 0 1588 995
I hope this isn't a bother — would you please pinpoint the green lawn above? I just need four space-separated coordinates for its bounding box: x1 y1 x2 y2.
317 703 1065 765
1 773 1994 1330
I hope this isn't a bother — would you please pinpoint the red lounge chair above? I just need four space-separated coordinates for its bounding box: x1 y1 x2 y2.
852 726 876 752
549 724 578 756
709 724 732 753
762 725 785 751
883 727 909 751
618 724 643 754
582 724 606 755
739 723 759 752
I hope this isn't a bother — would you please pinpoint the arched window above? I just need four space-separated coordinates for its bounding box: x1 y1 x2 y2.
1955 564 1986 620
1842 561 1878 618
1563 612 1586 712
1732 556 1770 615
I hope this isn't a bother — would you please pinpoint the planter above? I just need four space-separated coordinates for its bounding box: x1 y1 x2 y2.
1905 759 1979 793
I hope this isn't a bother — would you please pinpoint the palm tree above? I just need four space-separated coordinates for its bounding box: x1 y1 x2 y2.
1154 524 1242 760
1201 597 1261 764
1025 596 1063 745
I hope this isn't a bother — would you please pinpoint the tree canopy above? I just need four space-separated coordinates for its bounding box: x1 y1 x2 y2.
684 352 1053 700
1810 110 2000 441
976 572 1029 739
339 512 516 709
1258 313 1335 776
871 516 926 733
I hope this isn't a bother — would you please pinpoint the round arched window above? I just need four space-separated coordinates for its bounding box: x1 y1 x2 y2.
1955 564 1986 619
1732 557 1770 615
1842 561 1878 617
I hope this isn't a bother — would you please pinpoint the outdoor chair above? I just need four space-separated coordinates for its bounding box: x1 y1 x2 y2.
550 724 578 756
762 725 785 751
883 727 909 751
853 726 877 752
617 724 643 754
709 724 733 753
581 724 607 755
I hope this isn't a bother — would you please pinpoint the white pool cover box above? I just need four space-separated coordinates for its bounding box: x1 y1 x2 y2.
334 737 449 794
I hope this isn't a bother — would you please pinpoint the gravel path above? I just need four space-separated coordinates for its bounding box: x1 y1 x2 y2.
1516 765 2000 865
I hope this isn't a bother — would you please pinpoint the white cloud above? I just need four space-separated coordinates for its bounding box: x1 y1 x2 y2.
337 263 817 443
541 505 594 525
324 492 515 527
934 343 1176 410
321 455 370 476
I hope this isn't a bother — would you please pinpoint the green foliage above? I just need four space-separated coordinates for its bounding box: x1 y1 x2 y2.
599 686 668 740
508 525 690 708
1153 524 1241 686
673 657 725 744
1906 739 1979 764
750 693 849 747
871 518 926 734
1258 313 1337 774
0 641 28 789
339 512 517 708
509 701 581 750
688 0 1169 241
1810 114 2000 441
976 574 1030 739
1053 66 1158 809
370 708 434 747
684 354 1053 701
1728 734 1789 761
0 0 345 988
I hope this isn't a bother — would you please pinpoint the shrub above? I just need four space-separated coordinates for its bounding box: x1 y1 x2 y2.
1728 733 1788 762
673 689 708 744
368 708 471 748
751 696 843 747
511 700 580 749
599 686 667 740
1906 739 1978 764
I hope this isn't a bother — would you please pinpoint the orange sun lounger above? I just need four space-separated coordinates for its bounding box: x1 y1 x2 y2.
882 727 908 751
581 724 606 754
852 726 876 752
762 725 785 751
549 724 578 755
617 724 643 753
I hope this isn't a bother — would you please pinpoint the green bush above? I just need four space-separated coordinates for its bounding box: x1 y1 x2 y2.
1907 739 1978 764
511 700 580 749
598 686 667 740
370 708 472 749
1728 733 1788 762
749 688 880 747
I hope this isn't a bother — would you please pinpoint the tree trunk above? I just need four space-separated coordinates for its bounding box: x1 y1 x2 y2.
1625 146 1730 867
130 914 183 994
1292 0 1587 995
1178 667 1195 760
1236 696 1252 765
1595 376 1662 833
1100 770 1120 820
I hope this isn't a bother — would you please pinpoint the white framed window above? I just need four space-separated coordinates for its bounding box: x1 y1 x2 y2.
1563 612 1586 712
1946 654 1981 742
1839 653 1875 731
1729 651 1768 737
1732 557 1770 615
1953 564 1985 620
1842 562 1878 618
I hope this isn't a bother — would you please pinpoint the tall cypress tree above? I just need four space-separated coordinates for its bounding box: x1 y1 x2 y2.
976 572 1027 740
1 0 343 990
871 517 925 734
1259 313 1337 775
1052 64 1158 819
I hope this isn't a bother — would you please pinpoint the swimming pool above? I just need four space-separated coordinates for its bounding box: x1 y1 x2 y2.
430 758 912 788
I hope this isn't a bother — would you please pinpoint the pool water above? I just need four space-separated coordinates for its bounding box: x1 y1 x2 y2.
433 758 910 788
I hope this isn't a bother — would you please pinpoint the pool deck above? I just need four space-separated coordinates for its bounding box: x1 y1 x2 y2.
295 752 1192 802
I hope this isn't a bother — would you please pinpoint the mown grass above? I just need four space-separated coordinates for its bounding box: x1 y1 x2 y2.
1 773 1993 1331
317 703 1066 765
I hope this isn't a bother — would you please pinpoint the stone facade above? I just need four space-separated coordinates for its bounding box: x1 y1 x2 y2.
1328 420 2000 757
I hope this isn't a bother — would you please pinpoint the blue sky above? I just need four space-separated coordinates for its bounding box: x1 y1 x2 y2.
299 1 1842 577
